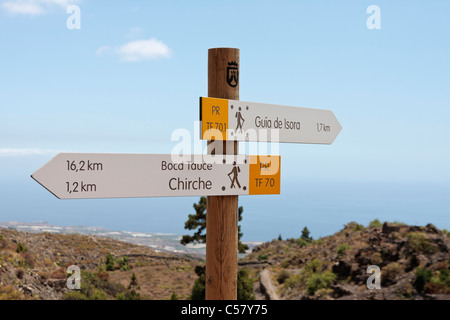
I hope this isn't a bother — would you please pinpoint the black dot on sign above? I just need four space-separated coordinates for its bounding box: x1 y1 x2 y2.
231 105 233 109
238 107 241 111
246 106 249 110
233 161 236 165
244 159 247 164
222 186 225 191
243 187 247 191
223 159 226 164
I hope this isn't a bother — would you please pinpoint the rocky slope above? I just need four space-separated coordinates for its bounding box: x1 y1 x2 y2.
1 221 449 300
241 221 450 300
0 228 202 300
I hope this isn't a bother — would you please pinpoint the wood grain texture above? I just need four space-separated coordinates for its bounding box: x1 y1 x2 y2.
206 48 239 300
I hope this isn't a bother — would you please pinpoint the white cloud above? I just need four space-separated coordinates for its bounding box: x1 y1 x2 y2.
116 38 171 62
0 148 61 156
1 0 79 15
2 1 43 14
96 45 111 56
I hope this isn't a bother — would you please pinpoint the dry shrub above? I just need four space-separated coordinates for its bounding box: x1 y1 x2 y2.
0 285 25 300
382 262 404 286
20 252 35 269
38 271 50 281
424 282 449 294
97 271 109 282
50 268 67 279
16 268 25 279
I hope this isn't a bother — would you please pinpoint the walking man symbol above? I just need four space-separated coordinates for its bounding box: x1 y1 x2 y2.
235 107 245 133
228 162 241 189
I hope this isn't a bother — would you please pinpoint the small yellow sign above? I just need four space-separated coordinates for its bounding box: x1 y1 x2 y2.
201 97 229 141
249 155 281 195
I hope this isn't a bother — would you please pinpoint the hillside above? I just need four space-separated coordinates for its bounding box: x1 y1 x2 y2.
242 221 450 300
0 228 202 300
1 221 449 300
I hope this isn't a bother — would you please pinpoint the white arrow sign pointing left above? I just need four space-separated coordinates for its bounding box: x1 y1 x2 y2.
31 153 281 199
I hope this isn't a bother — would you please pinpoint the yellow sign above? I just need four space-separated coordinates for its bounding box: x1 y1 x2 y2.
200 97 229 141
249 155 281 195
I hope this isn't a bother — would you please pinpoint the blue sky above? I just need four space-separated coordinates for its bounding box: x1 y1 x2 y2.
0 1 449 240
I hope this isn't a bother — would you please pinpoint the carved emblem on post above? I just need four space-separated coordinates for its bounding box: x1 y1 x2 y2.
226 61 239 87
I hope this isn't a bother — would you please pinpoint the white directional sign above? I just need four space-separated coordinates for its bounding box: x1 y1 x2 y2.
31 153 281 199
200 97 342 144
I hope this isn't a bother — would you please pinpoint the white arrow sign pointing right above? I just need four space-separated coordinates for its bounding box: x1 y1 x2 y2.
200 97 342 144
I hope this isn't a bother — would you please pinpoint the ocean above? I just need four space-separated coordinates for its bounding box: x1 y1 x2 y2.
1 176 449 242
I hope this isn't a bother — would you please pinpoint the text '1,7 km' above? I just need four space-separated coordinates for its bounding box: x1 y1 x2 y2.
200 97 342 144
31 153 281 199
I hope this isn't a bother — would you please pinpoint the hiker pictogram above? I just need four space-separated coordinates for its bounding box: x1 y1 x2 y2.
235 107 245 133
228 162 241 189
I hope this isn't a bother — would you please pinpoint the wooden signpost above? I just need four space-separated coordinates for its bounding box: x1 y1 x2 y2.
31 47 341 301
206 48 240 300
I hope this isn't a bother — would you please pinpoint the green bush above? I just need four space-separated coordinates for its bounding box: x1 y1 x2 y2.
300 227 312 243
347 222 365 232
117 290 141 300
105 254 115 271
277 269 290 284
170 292 179 300
64 291 88 300
16 242 27 253
306 271 336 295
439 269 450 286
191 276 205 300
421 268 450 294
311 238 324 246
118 256 131 271
283 259 335 295
283 274 302 289
190 266 206 300
257 254 268 261
390 221 406 226
413 267 433 293
296 238 310 248
90 289 108 300
369 219 383 228
336 243 350 257
442 229 450 237
304 259 323 274
407 233 436 254
382 262 404 285
237 269 255 300
190 266 255 300
0 235 8 250
63 270 129 300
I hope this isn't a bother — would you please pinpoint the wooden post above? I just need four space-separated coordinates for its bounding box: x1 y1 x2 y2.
206 47 239 300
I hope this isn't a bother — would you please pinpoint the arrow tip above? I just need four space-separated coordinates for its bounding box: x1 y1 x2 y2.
30 172 61 200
